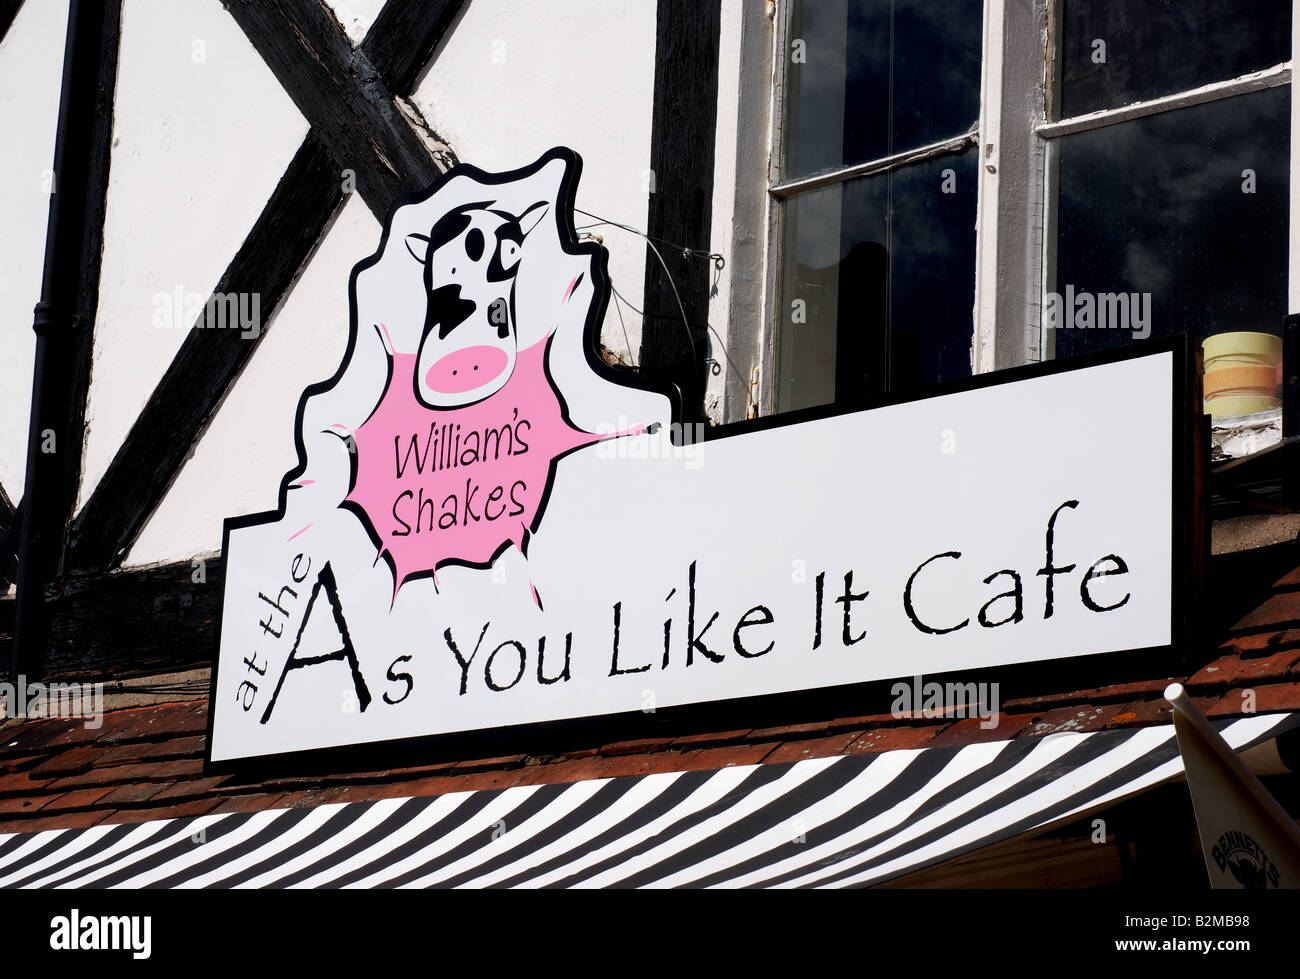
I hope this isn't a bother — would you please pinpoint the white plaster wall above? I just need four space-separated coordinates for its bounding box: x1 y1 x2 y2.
411 0 656 366
322 0 386 46
78 0 308 511
0 0 70 500
127 195 378 566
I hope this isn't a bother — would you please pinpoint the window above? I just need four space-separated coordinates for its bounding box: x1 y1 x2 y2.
757 0 1297 418
769 0 983 414
1043 0 1291 359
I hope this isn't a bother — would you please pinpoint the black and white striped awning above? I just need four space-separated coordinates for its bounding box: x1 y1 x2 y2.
2 713 1295 889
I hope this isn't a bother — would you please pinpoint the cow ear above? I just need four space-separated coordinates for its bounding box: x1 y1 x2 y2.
404 233 431 264
518 201 550 238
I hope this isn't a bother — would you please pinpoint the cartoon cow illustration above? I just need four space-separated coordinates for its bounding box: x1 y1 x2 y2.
239 147 677 606
403 200 550 408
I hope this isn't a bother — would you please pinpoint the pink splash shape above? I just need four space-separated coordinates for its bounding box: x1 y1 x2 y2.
344 334 642 595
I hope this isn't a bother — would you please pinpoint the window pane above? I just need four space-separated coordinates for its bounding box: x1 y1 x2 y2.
777 149 977 413
1049 88 1288 361
783 0 982 180
1059 0 1291 118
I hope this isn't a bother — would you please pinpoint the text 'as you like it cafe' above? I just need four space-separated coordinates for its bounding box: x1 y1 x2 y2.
2 0 1300 892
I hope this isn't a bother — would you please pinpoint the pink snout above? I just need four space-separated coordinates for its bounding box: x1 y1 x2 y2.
425 346 510 394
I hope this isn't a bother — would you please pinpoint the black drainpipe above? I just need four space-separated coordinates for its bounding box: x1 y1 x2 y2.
10 0 108 683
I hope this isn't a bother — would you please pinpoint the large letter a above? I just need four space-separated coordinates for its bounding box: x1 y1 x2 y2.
260 562 372 725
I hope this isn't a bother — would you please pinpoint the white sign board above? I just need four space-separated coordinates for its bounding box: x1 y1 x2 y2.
208 149 1187 766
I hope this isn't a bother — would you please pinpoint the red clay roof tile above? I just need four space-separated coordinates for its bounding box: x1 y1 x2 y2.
928 713 1036 747
844 726 944 754
762 732 859 765
598 737 677 757
209 792 288 814
1017 704 1117 738
37 785 117 813
104 798 222 825
1233 591 1300 632
1187 649 1300 688
97 782 169 807
44 762 164 792
667 728 752 749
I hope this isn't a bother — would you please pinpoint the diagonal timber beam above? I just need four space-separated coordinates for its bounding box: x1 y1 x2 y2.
225 0 455 221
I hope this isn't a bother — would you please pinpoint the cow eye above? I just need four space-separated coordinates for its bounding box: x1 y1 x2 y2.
464 228 485 262
499 240 521 271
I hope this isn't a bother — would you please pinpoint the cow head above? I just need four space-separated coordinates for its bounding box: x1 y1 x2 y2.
404 199 549 408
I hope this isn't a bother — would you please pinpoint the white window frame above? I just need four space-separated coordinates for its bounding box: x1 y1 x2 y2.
739 0 1300 423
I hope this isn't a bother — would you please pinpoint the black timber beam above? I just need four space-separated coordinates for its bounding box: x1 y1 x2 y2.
360 0 466 95
639 0 722 425
0 0 23 46
2 557 224 681
67 133 342 573
225 0 453 221
10 0 121 680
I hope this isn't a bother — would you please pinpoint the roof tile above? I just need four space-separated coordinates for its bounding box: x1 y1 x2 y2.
150 776 232 802
762 733 858 765
670 741 780 772
748 720 834 740
668 728 752 749
148 758 206 781
1209 683 1300 716
1217 633 1280 658
452 753 529 772
0 753 49 775
209 792 288 814
1001 689 1091 712
1232 591 1300 633
0 769 56 797
0 795 42 817
844 726 944 754
1187 649 1300 689
27 745 105 777
1270 565 1300 591
92 735 207 768
0 809 110 835
928 713 1036 747
36 785 117 813
44 761 164 791
599 737 677 757
0 718 89 757
1017 704 1116 738
97 781 169 807
102 797 223 825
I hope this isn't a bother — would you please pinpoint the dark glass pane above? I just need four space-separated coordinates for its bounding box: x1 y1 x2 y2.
1051 87 1288 361
784 0 982 180
777 148 977 413
1060 0 1291 118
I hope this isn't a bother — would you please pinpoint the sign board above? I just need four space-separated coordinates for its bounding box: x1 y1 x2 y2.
208 148 1192 767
